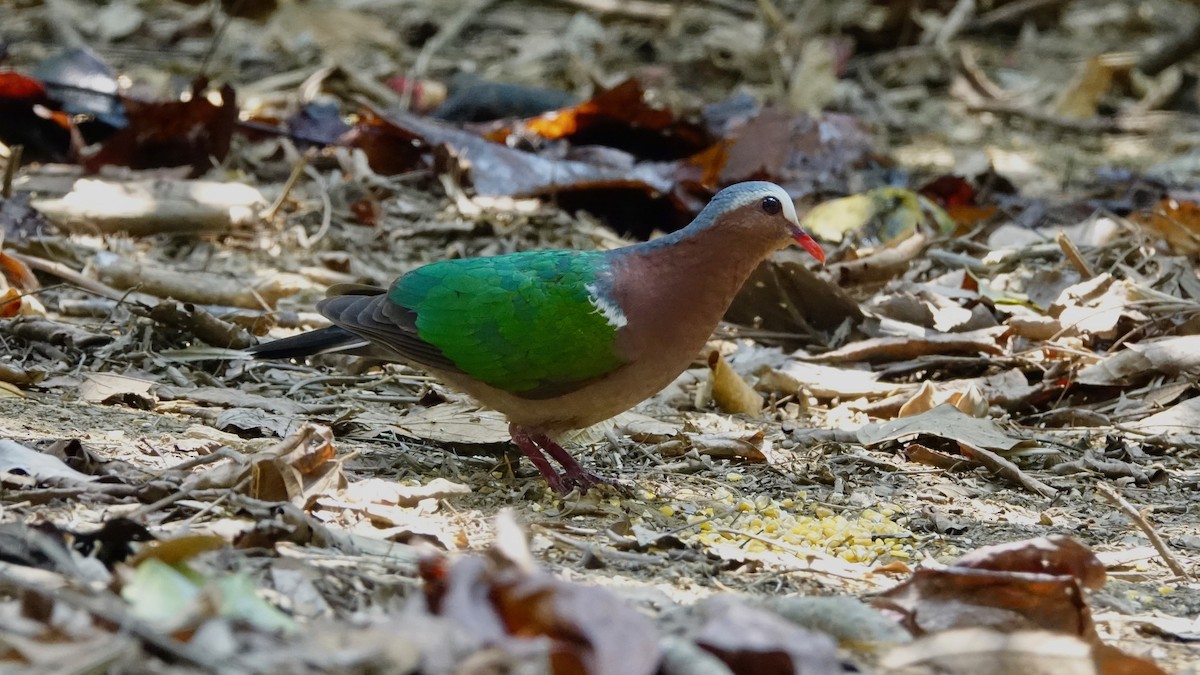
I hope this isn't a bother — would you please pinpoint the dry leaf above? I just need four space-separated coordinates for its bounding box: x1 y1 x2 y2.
708 350 763 417
1077 336 1200 386
694 597 840 675
128 535 226 567
898 381 938 417
858 404 1024 452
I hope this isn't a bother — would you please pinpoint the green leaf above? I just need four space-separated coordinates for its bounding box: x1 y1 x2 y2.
122 558 201 626
213 574 297 633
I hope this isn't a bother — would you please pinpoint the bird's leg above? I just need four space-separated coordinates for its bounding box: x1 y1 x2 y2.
508 424 568 494
528 430 612 492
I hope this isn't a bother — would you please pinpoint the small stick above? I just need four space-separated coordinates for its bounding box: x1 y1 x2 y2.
1095 482 1190 580
1138 17 1200 76
548 0 672 21
261 149 311 222
970 0 1068 30
961 443 1058 498
927 0 975 49
299 165 332 248
2 144 21 198
401 0 498 108
1056 230 1094 279
966 101 1174 134
9 251 154 305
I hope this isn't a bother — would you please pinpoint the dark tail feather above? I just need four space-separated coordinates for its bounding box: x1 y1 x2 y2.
247 326 369 360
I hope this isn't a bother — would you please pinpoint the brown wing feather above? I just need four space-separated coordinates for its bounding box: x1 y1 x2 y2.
317 290 464 375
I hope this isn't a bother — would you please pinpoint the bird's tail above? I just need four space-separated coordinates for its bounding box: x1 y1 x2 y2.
246 325 370 360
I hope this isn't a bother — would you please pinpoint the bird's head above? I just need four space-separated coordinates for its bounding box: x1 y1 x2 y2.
701 182 826 264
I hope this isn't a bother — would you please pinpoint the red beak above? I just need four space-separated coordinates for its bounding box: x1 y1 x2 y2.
793 230 826 265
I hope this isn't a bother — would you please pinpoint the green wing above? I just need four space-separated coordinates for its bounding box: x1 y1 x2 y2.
388 250 625 395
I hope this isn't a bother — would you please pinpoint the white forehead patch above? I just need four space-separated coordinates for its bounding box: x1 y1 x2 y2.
585 282 628 329
719 182 799 225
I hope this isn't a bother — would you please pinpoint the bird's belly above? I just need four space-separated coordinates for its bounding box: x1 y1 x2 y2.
434 349 697 432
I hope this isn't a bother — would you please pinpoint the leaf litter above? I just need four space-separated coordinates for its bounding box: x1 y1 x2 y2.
0 0 1198 672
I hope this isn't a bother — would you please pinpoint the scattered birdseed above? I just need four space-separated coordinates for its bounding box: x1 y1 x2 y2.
650 488 916 564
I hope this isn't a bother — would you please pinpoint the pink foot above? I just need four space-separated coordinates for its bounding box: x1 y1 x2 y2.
530 430 613 492
508 424 609 494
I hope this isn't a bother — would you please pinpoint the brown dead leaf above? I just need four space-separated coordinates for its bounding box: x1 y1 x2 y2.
814 327 1004 364
1130 197 1200 255
128 534 226 567
82 81 237 176
876 564 1095 639
1128 397 1200 448
726 248 863 333
356 109 678 199
707 350 763 418
905 443 974 471
656 430 771 462
948 384 988 417
0 288 22 318
1053 54 1135 120
711 107 875 196
0 250 38 292
501 79 711 159
858 404 1023 452
953 536 1107 590
898 381 939 417
1051 275 1147 341
80 373 157 408
875 536 1106 641
1076 336 1200 386
423 512 661 675
694 596 840 675
757 360 908 400
251 424 346 506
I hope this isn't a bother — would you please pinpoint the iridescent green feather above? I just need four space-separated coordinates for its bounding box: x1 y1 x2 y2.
388 251 624 393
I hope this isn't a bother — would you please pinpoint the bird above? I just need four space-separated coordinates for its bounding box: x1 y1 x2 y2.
249 181 826 494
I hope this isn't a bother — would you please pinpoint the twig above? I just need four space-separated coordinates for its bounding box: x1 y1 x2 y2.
401 0 498 109
970 0 1068 31
826 232 927 286
926 0 975 49
1056 230 1094 279
183 475 252 526
1138 17 1200 77
299 165 333 248
956 47 1008 100
200 0 243 78
261 149 311 222
961 443 1058 498
2 484 142 505
1095 482 1190 580
534 527 670 565
8 252 155 305
42 0 86 48
549 0 673 20
2 145 21 198
966 101 1179 134
755 0 786 30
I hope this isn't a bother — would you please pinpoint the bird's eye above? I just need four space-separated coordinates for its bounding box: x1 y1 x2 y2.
761 196 782 215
